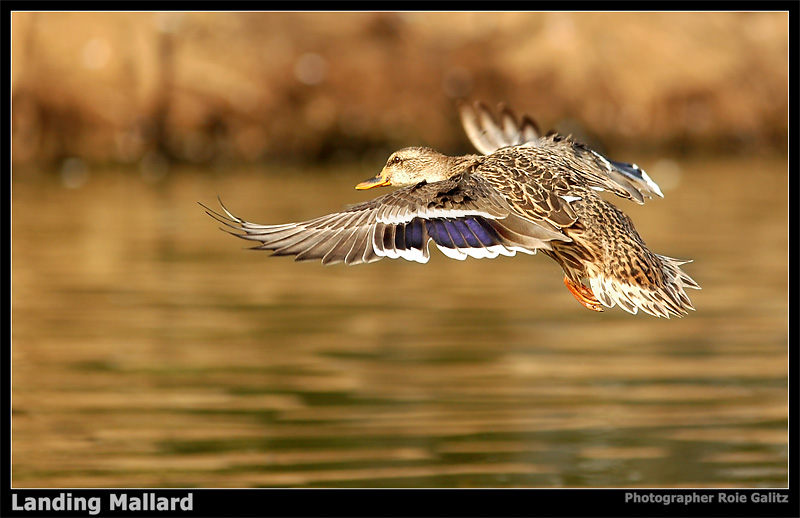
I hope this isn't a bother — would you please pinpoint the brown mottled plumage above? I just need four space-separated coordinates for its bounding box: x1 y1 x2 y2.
203 102 699 318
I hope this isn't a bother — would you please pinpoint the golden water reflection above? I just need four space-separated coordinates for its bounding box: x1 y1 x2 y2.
11 155 788 487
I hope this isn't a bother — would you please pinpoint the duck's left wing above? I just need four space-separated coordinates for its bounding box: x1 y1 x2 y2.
202 176 569 266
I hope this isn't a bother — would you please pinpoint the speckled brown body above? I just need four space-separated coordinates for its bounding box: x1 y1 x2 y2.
472 143 697 316
475 145 659 283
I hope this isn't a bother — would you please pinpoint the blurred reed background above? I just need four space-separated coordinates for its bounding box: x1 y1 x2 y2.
12 12 787 171
11 11 788 489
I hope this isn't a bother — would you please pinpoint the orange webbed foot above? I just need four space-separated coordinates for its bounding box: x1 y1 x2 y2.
563 276 604 312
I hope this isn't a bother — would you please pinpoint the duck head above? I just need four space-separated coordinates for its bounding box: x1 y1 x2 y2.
356 147 466 190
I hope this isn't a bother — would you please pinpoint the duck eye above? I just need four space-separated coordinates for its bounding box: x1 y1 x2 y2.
391 156 402 165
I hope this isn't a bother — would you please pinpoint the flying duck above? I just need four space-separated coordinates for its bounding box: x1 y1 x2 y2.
203 102 699 317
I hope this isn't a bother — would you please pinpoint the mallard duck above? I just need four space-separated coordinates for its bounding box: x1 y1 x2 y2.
203 102 699 318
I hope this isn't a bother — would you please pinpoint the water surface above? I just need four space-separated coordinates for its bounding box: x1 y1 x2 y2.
11 155 788 487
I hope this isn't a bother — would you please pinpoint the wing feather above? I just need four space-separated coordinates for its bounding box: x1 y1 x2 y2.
459 101 541 155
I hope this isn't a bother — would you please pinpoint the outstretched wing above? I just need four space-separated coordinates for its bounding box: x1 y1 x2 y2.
460 101 663 203
202 176 570 266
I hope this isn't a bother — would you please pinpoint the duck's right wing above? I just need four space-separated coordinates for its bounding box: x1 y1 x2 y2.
201 176 569 267
462 101 663 202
